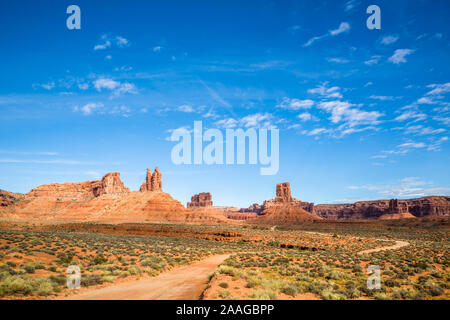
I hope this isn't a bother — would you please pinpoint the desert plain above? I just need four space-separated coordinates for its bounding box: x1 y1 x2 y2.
0 167 448 300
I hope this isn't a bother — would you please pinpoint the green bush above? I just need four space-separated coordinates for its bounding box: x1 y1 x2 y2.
219 282 229 289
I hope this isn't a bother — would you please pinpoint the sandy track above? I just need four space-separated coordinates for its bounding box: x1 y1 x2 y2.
63 254 230 300
357 240 409 255
303 230 409 255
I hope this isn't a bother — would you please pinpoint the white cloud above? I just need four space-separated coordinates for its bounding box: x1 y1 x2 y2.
93 78 137 97
112 82 137 96
327 57 349 64
215 113 275 129
94 78 120 91
302 128 330 136
94 34 129 51
177 104 195 113
308 82 343 99
216 118 238 129
298 112 313 121
381 35 399 45
416 97 437 104
318 101 383 127
115 36 129 47
303 22 350 47
348 177 449 198
428 136 448 151
78 83 89 90
73 103 104 116
364 55 381 66
153 46 163 52
404 125 446 136
94 41 111 51
277 98 314 110
344 0 360 12
329 22 350 36
388 49 414 64
110 105 131 117
369 95 397 101
395 110 427 122
398 142 427 149
426 83 450 96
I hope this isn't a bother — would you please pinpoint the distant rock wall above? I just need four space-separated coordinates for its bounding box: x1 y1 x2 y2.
314 196 450 220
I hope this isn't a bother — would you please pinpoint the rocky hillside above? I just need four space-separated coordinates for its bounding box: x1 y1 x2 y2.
315 196 450 220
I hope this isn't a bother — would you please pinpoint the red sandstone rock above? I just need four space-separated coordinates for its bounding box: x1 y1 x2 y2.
314 196 450 220
27 172 129 199
140 168 162 192
275 182 292 202
247 182 321 223
187 192 213 208
0 190 22 207
93 173 130 197
151 167 162 191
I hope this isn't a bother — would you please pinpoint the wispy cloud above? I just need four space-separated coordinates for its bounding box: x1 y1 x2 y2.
303 22 350 47
381 35 399 45
94 34 130 51
277 98 314 110
348 177 449 198
388 49 414 64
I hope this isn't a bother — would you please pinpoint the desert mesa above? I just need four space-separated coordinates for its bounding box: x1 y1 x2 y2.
0 167 449 224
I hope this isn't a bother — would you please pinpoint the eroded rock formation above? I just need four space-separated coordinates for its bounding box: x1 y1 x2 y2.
0 190 21 207
140 167 162 192
261 183 315 214
187 192 213 208
27 172 129 199
314 196 450 220
275 182 292 202
243 182 321 223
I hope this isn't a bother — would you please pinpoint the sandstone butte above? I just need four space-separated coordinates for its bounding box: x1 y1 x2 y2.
236 182 450 221
0 168 231 224
0 171 449 223
245 182 323 224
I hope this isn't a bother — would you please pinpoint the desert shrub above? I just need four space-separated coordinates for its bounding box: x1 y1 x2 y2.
246 276 261 288
93 255 108 265
326 271 343 280
249 289 278 300
268 240 280 248
141 256 166 270
0 276 34 296
219 289 232 299
36 280 53 296
219 282 229 289
81 274 103 287
384 279 400 287
425 282 444 297
374 292 391 300
48 275 67 286
321 289 345 300
280 283 299 297
127 266 141 276
23 264 35 274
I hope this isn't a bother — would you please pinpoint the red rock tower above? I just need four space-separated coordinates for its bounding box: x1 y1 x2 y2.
151 167 162 191
275 182 292 203
140 167 162 192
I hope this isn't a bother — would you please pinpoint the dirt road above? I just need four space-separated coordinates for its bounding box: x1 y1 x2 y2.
357 240 409 255
63 254 230 300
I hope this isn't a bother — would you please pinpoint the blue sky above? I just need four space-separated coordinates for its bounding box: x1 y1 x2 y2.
0 0 449 207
